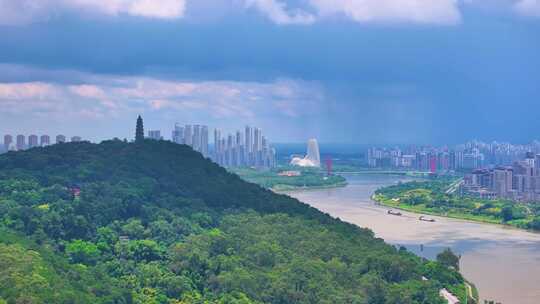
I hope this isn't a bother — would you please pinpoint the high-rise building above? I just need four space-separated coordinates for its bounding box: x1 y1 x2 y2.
4 135 12 151
175 124 209 156
220 137 226 164
493 167 513 198
172 124 185 144
71 136 82 142
40 135 50 147
464 150 540 201
192 125 201 151
525 152 535 169
214 130 220 147
214 129 221 153
245 126 252 153
270 147 276 168
262 136 270 167
148 130 161 140
234 131 242 166
28 135 39 148
245 126 253 164
449 151 457 170
214 129 222 160
253 128 261 152
212 125 275 169
56 135 66 144
184 125 192 146
401 155 415 168
16 135 25 151
201 126 209 157
463 152 481 169
429 155 437 173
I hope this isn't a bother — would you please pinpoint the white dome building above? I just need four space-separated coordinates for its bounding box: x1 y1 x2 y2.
290 139 321 167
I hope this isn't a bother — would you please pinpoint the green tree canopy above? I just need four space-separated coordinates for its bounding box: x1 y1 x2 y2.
436 248 460 271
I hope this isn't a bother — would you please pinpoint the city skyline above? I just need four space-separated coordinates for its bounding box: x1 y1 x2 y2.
456 151 540 202
212 125 276 169
367 140 540 169
4 125 540 147
5 129 540 148
1 133 82 152
92 119 277 169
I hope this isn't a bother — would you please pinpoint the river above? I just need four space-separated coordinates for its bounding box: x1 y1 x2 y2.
283 174 540 304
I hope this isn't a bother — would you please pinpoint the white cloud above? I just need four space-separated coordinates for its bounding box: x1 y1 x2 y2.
0 82 58 99
309 0 462 25
69 84 106 99
67 0 186 19
514 0 540 17
0 68 324 122
0 0 186 25
244 0 462 25
2 0 540 27
244 0 316 24
247 0 540 23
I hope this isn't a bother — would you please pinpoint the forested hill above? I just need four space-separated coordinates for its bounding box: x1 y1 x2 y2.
0 140 468 304
0 139 336 226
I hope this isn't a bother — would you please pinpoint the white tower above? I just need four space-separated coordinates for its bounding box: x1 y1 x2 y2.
306 139 321 167
290 138 321 167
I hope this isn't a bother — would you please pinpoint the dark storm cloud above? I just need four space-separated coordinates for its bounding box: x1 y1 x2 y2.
0 1 539 144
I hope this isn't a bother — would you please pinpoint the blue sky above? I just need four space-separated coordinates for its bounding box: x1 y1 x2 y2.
0 0 539 144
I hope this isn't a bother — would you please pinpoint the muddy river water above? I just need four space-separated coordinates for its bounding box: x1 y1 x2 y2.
283 174 540 304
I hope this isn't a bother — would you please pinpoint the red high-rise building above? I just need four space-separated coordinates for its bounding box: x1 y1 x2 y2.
429 156 437 173
326 157 333 176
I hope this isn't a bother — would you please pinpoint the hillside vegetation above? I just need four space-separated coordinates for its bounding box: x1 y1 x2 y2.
230 167 347 191
0 140 468 303
375 180 540 231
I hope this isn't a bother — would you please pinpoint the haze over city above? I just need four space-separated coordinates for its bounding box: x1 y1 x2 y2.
1 0 539 144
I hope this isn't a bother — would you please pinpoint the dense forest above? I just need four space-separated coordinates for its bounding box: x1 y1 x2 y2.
375 180 540 231
0 140 469 303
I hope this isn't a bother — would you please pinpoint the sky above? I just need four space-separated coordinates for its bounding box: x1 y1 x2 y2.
0 0 539 145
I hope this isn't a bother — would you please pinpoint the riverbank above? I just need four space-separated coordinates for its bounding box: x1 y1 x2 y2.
230 167 348 191
374 194 502 225
334 170 433 177
373 180 540 232
271 180 347 191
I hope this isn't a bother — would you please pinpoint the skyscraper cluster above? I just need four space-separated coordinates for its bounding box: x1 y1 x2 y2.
367 140 540 173
169 124 209 157
367 146 475 173
464 152 540 201
143 122 275 168
147 130 162 140
1 134 82 153
212 126 276 169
